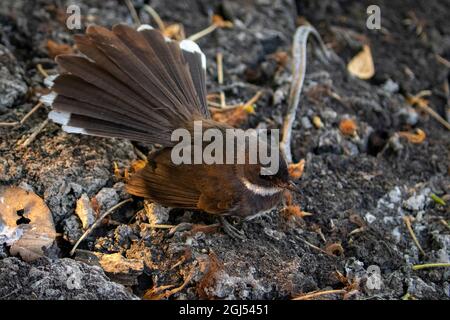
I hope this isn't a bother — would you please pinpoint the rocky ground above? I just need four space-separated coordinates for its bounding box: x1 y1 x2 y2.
0 0 449 300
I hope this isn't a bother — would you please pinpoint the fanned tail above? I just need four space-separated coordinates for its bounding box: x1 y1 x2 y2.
43 24 209 146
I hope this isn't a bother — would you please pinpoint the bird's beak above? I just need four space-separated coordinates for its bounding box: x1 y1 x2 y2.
285 180 301 194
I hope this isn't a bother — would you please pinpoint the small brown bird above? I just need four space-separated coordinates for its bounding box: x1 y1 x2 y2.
42 24 298 239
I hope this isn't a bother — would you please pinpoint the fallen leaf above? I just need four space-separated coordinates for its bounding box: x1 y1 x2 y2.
75 194 96 230
325 243 344 256
0 186 56 261
212 15 233 28
131 159 147 173
347 45 375 80
47 40 74 58
312 116 323 129
211 106 251 127
288 159 305 180
398 128 426 144
163 23 185 40
339 119 358 136
283 205 312 219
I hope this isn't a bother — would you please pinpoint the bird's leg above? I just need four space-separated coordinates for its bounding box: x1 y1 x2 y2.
219 216 245 240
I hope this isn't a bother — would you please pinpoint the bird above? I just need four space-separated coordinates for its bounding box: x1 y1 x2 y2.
41 24 299 239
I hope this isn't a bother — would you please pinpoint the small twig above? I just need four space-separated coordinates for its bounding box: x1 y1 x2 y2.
403 216 426 256
216 52 226 108
36 64 49 78
142 223 175 229
301 238 335 257
134 146 148 161
440 219 450 230
417 103 450 131
217 52 224 85
20 101 44 124
0 101 44 128
143 5 165 31
412 263 450 271
124 0 141 26
243 91 262 109
436 54 450 68
293 289 346 300
188 24 218 42
20 118 49 148
70 198 133 256
0 121 19 127
280 25 334 163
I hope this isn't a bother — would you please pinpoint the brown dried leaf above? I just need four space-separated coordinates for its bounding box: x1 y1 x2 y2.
339 119 358 136
325 243 344 256
212 15 233 28
288 159 305 180
283 205 312 219
162 23 185 40
0 186 56 261
398 129 426 144
211 106 250 127
47 40 74 58
347 45 375 80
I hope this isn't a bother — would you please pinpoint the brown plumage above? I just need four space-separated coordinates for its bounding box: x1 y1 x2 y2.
44 24 293 226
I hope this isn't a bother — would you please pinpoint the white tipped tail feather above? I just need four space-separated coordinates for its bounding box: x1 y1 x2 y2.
180 40 206 70
48 111 70 125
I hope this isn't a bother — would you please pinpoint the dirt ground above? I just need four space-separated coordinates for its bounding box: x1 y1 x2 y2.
0 0 449 300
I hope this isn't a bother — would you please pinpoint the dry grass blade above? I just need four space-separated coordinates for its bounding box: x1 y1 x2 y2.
70 198 133 256
0 101 44 128
144 267 195 300
20 118 49 148
124 0 141 26
398 128 426 144
280 25 335 163
412 263 450 270
293 289 346 300
403 216 426 256
143 4 165 31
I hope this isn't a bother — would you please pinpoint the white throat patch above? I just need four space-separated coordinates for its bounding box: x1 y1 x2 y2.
239 177 282 196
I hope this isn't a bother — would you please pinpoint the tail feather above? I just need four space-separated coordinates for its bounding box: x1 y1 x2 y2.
45 24 210 145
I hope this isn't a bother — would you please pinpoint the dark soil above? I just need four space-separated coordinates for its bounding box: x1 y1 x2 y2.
0 0 449 300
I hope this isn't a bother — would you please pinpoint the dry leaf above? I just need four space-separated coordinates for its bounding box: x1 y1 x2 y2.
163 23 185 40
398 129 426 144
47 40 74 58
0 186 56 261
339 119 358 136
131 159 147 173
312 116 323 129
283 205 312 219
75 194 95 230
211 106 251 127
347 45 375 80
212 15 233 28
325 243 344 256
288 159 305 180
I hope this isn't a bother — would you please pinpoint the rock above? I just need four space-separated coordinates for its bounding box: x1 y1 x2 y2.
0 257 138 300
96 253 144 286
301 116 313 130
403 189 431 211
63 215 83 245
144 201 170 225
406 276 438 299
381 79 399 94
95 188 120 212
75 194 96 230
0 45 27 111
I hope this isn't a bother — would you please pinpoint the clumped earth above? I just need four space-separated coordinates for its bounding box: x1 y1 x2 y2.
0 0 449 300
